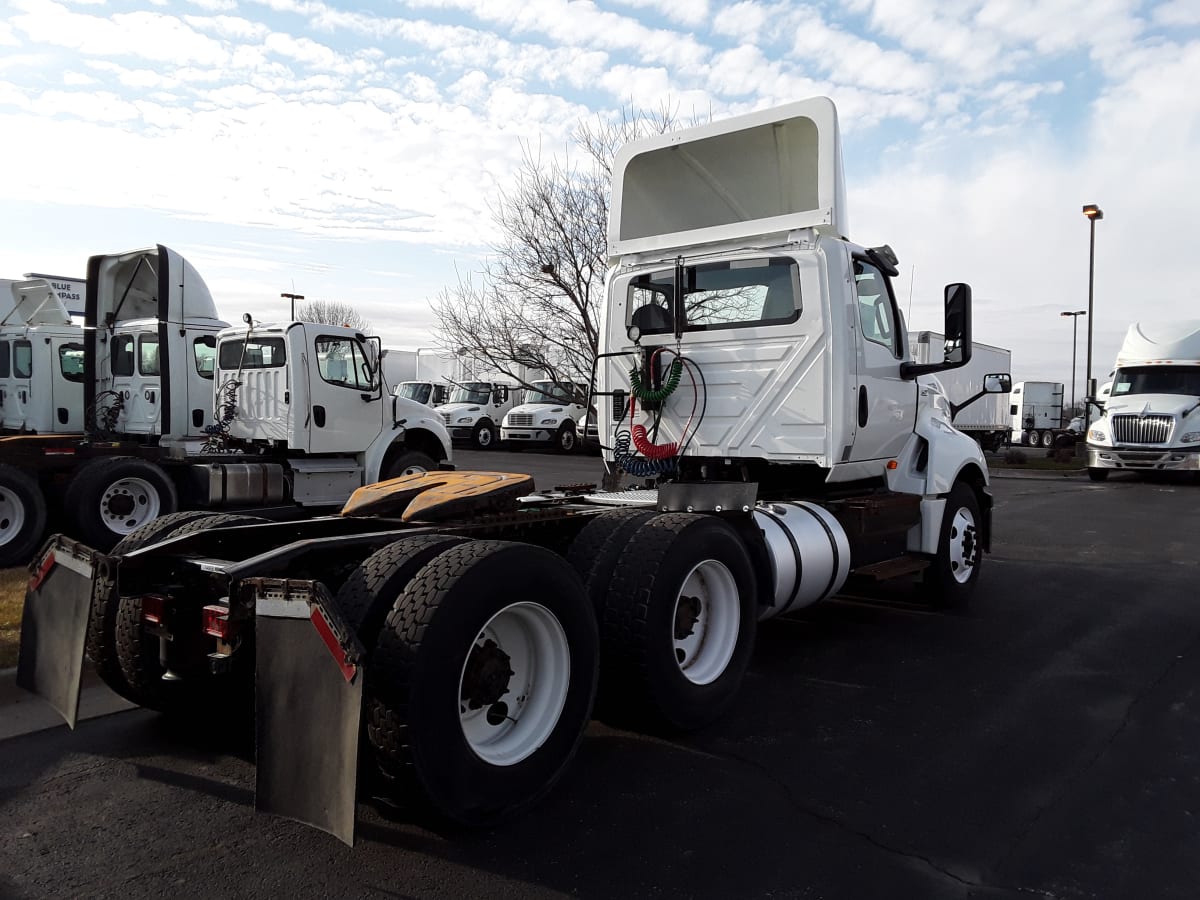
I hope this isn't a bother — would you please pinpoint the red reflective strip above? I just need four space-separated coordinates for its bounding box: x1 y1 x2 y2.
202 604 232 638
310 607 356 683
29 551 55 591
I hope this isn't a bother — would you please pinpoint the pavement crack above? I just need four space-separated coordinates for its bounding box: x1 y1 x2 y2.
994 625 1200 873
710 746 1057 898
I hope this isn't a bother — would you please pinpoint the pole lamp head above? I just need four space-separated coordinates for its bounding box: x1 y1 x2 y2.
1082 204 1103 221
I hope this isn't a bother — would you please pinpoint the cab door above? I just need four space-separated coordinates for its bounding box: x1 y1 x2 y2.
6 339 33 430
107 331 162 435
51 337 85 432
306 328 382 453
847 257 916 463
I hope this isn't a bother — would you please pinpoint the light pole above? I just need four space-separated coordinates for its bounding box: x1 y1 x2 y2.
281 292 304 320
1082 204 1103 398
1060 310 1086 423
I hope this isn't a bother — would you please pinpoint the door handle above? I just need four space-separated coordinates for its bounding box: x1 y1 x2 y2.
858 385 868 427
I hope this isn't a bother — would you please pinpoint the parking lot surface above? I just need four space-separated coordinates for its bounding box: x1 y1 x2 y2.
1 464 1197 899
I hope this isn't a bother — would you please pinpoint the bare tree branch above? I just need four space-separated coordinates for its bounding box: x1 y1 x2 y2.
432 104 694 394
297 300 371 333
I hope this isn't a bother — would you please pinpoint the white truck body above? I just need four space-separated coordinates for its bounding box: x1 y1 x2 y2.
909 332 1010 450
501 380 589 452
0 279 85 433
598 97 992 554
1009 381 1064 445
437 381 520 449
1086 321 1200 476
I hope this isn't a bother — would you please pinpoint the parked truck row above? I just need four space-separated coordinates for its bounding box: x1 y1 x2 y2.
0 245 453 566
20 98 1010 844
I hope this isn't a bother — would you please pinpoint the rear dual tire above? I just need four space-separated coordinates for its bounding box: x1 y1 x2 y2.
363 540 598 826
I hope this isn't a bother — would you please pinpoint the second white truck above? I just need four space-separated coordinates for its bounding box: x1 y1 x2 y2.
1086 320 1200 480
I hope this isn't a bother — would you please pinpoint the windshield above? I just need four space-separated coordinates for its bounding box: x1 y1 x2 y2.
1111 366 1200 397
524 381 577 405
397 382 432 404
449 382 492 404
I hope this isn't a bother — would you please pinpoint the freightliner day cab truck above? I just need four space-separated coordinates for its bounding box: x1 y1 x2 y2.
19 98 1007 845
438 380 521 449
0 246 451 565
1085 320 1200 480
500 379 590 452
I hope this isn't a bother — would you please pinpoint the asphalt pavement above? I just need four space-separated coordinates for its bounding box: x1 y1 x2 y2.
1 459 1197 899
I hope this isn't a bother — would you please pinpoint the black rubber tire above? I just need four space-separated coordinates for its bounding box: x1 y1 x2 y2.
599 513 757 733
1027 431 1040 449
86 509 213 694
64 457 179 551
0 463 47 567
1040 431 1054 449
382 450 436 480
366 540 598 826
922 482 983 609
334 533 468 646
1088 468 1110 482
555 422 578 454
113 513 268 711
566 508 657 616
471 419 497 450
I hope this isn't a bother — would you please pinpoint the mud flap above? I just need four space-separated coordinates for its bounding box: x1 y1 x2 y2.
252 579 366 847
16 538 97 729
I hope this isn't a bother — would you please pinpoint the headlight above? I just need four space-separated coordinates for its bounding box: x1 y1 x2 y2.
457 417 473 424
1088 429 1107 441
540 418 557 425
1181 432 1200 443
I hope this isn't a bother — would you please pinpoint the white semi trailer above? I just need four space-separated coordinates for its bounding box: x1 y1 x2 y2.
909 332 1010 451
19 97 1007 845
1085 320 1200 480
1009 381 1065 447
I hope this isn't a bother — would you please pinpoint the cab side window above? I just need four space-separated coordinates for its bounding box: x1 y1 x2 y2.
13 341 32 378
854 259 901 357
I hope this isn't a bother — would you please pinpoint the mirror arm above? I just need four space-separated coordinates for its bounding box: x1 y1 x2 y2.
948 389 987 421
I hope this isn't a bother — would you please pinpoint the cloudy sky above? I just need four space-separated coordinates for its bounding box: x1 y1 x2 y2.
1 0 1197 398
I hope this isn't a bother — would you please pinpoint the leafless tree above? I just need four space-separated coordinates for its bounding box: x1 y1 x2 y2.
432 105 689 393
297 299 371 333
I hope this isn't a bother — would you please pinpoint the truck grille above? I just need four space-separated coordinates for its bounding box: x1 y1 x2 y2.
508 414 533 427
1111 414 1173 444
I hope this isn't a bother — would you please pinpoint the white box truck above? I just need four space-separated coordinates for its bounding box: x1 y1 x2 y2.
909 332 1010 451
1010 381 1064 447
1085 320 1200 480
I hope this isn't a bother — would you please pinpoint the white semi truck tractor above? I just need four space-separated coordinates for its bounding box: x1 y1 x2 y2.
18 98 1006 845
1085 321 1200 480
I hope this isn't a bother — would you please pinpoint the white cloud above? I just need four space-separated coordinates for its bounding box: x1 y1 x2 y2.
1154 0 1200 26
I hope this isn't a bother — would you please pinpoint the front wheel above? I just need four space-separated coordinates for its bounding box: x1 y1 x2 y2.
923 482 982 608
381 450 436 480
366 541 598 826
471 420 497 450
555 422 578 454
1088 467 1110 482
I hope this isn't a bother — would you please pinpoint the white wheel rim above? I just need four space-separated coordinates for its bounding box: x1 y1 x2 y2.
947 506 979 584
99 476 161 535
0 485 26 546
478 427 493 447
672 559 740 685
397 462 428 477
458 601 570 767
